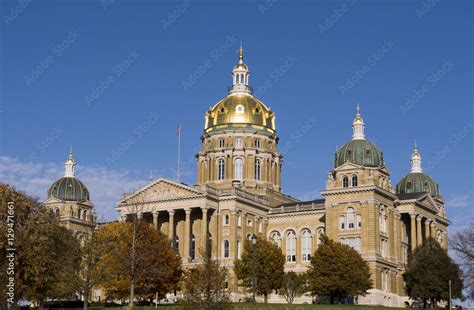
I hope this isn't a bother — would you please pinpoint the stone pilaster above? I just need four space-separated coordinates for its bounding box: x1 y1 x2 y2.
184 208 192 261
416 215 423 247
410 213 417 252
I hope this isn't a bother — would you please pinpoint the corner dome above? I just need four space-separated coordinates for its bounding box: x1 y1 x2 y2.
334 105 384 168
335 139 384 168
396 172 439 197
47 176 90 202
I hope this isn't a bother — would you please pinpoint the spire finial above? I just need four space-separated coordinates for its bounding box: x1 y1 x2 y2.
352 103 365 140
239 41 244 64
410 142 423 173
64 147 76 177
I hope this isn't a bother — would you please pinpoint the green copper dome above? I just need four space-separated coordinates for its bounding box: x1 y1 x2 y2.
396 173 440 197
335 139 384 168
47 177 90 202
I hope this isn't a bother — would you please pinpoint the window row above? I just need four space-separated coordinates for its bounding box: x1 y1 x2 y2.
270 228 324 263
222 214 263 232
218 138 262 149
339 207 362 230
342 175 358 188
217 158 262 181
341 237 362 253
234 73 248 85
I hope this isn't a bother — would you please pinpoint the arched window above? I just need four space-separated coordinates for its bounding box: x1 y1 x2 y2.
236 240 241 259
83 210 87 221
55 209 60 217
342 176 349 188
352 175 358 187
255 159 261 181
255 139 261 148
223 214 230 226
223 240 230 258
190 234 196 259
218 159 225 180
339 215 345 230
235 138 242 148
234 158 243 180
219 139 225 148
301 229 312 262
286 231 296 262
347 207 355 229
78 209 82 219
270 231 281 248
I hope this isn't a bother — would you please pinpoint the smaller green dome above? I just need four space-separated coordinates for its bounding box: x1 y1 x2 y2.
47 177 90 202
396 172 440 197
335 139 384 168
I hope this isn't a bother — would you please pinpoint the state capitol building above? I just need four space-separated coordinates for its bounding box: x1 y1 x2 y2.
44 47 450 307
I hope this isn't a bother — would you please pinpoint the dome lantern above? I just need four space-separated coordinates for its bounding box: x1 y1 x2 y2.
410 141 423 173
352 103 365 140
229 42 252 96
64 146 76 177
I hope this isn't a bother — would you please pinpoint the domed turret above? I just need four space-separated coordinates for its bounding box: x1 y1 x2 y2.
335 105 384 168
204 43 276 134
47 147 90 202
396 143 440 197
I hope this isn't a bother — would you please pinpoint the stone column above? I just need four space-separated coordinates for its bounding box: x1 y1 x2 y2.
424 219 431 241
137 211 143 219
201 207 209 252
410 213 417 252
168 210 175 241
184 208 192 261
153 211 159 229
430 222 436 238
416 215 423 247
241 211 247 249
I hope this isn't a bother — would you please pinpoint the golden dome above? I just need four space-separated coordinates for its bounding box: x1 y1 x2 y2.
205 95 275 133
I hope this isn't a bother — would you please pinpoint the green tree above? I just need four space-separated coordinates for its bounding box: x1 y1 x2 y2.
181 242 233 310
306 236 372 304
95 220 182 302
404 237 464 307
234 237 285 303
0 183 81 309
281 271 307 304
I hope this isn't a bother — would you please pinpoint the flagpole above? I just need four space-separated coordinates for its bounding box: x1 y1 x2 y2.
177 124 181 182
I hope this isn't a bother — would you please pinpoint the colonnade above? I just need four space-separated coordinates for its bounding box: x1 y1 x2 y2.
409 213 439 252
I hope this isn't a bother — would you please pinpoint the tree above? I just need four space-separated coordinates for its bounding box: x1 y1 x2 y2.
0 183 82 309
181 242 233 310
450 222 474 299
234 237 285 303
404 237 464 307
306 236 372 304
95 220 182 303
281 271 306 304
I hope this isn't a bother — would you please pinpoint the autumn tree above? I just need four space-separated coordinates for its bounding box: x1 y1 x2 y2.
95 220 182 303
306 236 372 304
0 183 81 309
181 242 233 310
450 222 474 299
404 237 464 307
281 271 307 304
234 237 285 303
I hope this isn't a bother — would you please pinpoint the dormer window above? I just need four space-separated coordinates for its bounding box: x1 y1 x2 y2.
235 138 242 148
219 139 225 148
352 175 358 187
255 139 261 149
342 176 349 188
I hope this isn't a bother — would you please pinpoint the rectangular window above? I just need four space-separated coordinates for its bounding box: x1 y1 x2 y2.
339 215 345 230
356 215 362 228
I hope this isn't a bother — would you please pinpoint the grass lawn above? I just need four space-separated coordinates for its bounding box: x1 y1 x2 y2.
66 304 399 310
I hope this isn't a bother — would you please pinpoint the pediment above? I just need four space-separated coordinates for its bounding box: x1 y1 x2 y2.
418 194 439 212
44 197 64 204
334 162 364 171
118 177 204 205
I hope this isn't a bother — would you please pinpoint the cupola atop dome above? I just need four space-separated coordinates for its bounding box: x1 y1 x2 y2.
396 143 440 197
47 148 90 202
334 105 384 168
204 45 276 133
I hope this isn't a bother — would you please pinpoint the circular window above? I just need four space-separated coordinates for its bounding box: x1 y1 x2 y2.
236 105 244 113
220 108 225 113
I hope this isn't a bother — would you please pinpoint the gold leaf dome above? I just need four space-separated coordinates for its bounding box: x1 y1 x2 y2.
204 95 275 133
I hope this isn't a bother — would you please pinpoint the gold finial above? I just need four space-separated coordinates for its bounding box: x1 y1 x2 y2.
356 102 360 116
239 41 244 64
68 145 73 160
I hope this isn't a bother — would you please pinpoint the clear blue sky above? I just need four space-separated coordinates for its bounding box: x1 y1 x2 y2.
0 0 472 228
